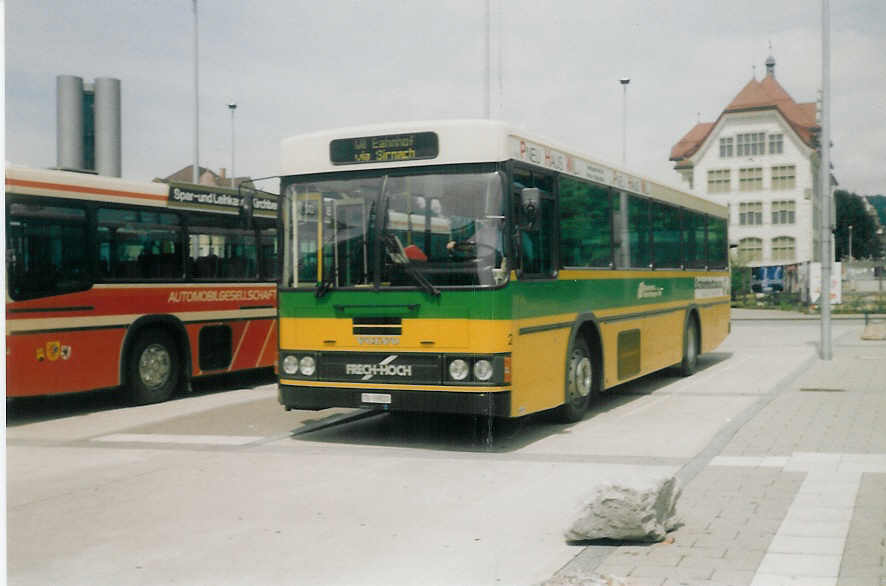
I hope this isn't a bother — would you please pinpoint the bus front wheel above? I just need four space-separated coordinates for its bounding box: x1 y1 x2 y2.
125 329 180 405
557 337 593 423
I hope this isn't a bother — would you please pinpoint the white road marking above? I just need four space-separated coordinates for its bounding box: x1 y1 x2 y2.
92 433 264 446
709 452 886 586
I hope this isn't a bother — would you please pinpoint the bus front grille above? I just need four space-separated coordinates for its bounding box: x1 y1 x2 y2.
352 317 403 336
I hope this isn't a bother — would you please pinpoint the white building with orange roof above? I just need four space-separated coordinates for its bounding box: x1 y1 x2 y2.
669 55 826 269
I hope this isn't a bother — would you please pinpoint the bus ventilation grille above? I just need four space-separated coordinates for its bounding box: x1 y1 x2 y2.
352 317 403 336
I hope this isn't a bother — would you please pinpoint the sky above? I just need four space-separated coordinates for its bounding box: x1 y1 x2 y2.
5 0 886 195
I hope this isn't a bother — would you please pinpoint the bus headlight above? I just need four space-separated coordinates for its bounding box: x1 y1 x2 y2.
282 355 299 375
448 359 469 381
473 359 493 382
299 356 316 376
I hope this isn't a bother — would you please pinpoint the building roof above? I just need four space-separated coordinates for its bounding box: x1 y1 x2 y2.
669 122 714 162
670 72 818 163
155 165 251 188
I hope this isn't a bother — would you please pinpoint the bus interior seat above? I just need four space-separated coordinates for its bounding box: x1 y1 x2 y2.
194 255 219 278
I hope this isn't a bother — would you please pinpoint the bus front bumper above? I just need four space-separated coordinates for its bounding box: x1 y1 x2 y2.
278 384 511 417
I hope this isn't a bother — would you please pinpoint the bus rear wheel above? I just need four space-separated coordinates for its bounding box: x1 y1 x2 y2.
557 337 593 423
679 316 699 377
125 329 180 405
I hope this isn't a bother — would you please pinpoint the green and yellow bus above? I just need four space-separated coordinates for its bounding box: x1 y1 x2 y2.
277 120 730 421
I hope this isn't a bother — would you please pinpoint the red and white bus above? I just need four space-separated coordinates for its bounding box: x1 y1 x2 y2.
5 166 278 404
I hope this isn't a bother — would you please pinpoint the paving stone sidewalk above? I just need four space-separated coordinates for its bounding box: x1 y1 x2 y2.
547 329 886 586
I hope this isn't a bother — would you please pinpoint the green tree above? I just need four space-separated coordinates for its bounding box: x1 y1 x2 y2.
834 190 881 260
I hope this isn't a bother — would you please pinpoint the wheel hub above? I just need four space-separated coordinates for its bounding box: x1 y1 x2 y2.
570 350 592 398
139 344 171 390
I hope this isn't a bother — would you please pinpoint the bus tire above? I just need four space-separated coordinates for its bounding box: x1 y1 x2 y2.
679 315 699 377
556 336 593 423
125 329 180 405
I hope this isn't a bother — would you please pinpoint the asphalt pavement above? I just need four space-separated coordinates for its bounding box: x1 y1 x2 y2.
5 310 885 586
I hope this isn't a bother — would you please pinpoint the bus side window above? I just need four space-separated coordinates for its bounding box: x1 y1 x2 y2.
6 203 90 300
652 202 682 269
98 208 183 281
513 168 555 277
189 224 258 281
558 176 612 268
627 195 651 269
707 216 728 269
684 211 707 269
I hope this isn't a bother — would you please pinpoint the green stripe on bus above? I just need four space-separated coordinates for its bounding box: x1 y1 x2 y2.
278 275 704 320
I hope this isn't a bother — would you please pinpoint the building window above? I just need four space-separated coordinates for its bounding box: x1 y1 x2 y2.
719 137 734 158
771 200 796 225
707 169 731 193
771 165 796 190
739 167 763 191
738 237 763 263
772 236 795 261
738 202 763 225
769 133 783 154
737 132 766 156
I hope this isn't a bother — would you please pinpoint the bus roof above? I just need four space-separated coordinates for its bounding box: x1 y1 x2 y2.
5 166 277 218
6 165 169 205
279 119 726 218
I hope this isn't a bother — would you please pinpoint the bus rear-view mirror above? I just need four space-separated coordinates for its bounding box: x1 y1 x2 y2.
519 187 541 231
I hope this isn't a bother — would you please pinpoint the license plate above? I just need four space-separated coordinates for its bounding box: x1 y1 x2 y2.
361 392 392 404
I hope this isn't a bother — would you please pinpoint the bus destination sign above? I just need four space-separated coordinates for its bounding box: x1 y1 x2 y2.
167 183 278 214
330 132 439 165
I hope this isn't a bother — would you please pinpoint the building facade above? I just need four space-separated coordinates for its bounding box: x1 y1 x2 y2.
670 57 822 268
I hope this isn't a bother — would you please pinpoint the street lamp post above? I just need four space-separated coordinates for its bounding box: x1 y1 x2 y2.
228 102 237 188
848 224 853 260
819 0 833 360
192 0 200 184
620 77 630 166
484 0 491 119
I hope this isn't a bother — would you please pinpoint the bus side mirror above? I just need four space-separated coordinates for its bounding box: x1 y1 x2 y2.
519 187 541 231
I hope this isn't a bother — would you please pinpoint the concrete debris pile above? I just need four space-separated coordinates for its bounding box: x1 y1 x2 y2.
565 475 682 542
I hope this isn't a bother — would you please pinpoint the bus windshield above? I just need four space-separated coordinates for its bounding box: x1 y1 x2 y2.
282 170 508 290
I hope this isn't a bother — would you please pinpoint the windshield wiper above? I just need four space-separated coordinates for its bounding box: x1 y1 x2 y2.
381 232 440 298
314 270 335 298
314 251 338 298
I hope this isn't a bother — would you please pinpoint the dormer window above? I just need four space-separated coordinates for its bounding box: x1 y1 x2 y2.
736 133 766 156
769 134 783 154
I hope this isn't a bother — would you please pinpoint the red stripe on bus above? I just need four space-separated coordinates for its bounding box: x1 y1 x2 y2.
7 285 277 321
6 178 167 202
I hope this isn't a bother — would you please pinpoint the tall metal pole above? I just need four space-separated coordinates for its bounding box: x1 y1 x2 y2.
820 0 832 360
620 78 630 165
495 0 503 120
228 102 237 188
484 0 491 119
192 0 200 184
